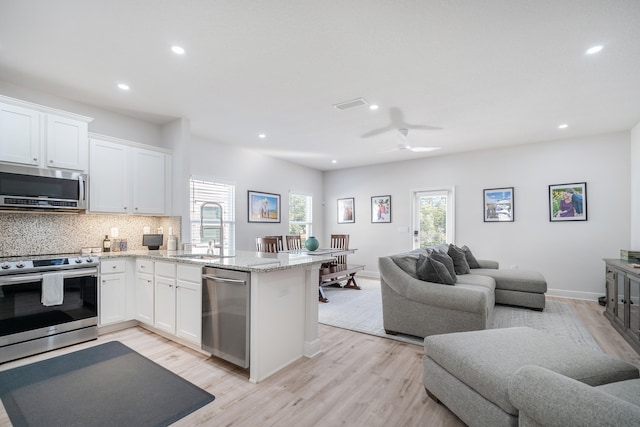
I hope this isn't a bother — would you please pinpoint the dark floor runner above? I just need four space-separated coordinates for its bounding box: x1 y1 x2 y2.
0 341 215 427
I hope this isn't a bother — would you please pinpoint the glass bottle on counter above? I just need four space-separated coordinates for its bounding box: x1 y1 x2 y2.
102 235 111 252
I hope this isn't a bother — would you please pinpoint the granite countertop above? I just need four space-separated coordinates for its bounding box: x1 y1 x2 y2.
97 249 336 273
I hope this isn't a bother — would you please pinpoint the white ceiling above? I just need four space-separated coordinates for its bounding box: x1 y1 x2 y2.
1 0 639 171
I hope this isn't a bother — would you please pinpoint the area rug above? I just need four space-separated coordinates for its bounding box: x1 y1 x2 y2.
318 278 601 351
0 341 215 427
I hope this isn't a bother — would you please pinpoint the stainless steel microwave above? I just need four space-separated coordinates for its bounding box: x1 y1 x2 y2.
0 164 87 211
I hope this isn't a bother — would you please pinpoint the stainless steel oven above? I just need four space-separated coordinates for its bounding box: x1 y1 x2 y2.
0 256 99 363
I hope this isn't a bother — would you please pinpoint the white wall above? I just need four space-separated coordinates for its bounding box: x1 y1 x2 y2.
631 121 640 249
323 132 631 300
190 136 324 251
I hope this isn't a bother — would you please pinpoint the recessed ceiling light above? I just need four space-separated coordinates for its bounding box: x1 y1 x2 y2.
558 124 568 129
585 45 603 55
171 46 185 55
369 104 379 111
258 133 266 139
117 83 130 91
410 146 440 152
331 160 337 164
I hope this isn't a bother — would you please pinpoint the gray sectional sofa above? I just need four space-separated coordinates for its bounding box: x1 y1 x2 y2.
509 365 640 426
423 327 640 427
378 246 547 338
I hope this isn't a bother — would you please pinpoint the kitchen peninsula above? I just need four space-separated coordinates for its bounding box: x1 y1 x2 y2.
99 250 334 383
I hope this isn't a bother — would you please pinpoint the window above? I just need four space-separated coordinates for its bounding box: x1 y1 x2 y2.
289 193 312 240
413 188 455 249
189 177 235 253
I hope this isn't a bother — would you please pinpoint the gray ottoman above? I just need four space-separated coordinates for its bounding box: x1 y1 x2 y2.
423 327 639 427
472 268 547 310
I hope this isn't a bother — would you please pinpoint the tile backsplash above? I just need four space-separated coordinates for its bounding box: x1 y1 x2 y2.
0 212 181 257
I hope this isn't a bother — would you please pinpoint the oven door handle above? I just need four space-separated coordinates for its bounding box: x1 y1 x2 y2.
0 268 98 286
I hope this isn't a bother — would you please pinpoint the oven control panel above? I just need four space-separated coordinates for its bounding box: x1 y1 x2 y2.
0 256 99 275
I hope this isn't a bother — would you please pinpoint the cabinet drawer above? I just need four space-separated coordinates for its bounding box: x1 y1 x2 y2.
155 261 176 278
606 267 615 281
136 259 154 274
177 264 202 283
100 259 126 274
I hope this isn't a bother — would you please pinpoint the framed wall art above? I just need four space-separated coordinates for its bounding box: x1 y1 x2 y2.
248 190 281 223
483 187 514 222
337 197 355 224
371 195 391 223
549 182 587 221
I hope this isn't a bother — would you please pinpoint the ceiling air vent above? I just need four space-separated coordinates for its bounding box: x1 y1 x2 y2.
333 97 368 111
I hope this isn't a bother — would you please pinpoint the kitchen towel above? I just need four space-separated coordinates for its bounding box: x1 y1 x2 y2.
41 272 64 306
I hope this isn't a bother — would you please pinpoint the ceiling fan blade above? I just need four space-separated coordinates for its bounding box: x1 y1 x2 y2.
404 124 442 131
361 125 394 139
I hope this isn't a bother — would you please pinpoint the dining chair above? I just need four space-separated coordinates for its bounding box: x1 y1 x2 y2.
264 235 284 252
330 234 349 265
256 237 279 253
285 235 302 250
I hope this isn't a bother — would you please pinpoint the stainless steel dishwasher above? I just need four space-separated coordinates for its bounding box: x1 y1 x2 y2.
202 267 250 368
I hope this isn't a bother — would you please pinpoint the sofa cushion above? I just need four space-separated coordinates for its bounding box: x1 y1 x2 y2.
416 254 456 285
596 377 640 406
424 327 639 416
448 244 471 274
429 251 457 282
461 245 481 269
390 249 427 279
456 273 496 291
472 268 547 293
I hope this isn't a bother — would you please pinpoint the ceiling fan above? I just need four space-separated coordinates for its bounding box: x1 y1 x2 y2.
381 128 441 153
361 107 442 139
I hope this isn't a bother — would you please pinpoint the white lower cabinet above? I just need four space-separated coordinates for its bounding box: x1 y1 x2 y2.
154 262 202 346
154 262 177 334
135 259 155 326
99 259 127 326
176 265 202 345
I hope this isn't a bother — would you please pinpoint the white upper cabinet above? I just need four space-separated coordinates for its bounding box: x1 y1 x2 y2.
131 147 166 215
0 96 92 171
89 139 129 213
0 102 41 166
89 136 171 215
46 114 88 171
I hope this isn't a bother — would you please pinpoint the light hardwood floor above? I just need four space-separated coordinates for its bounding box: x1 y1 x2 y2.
1 296 638 427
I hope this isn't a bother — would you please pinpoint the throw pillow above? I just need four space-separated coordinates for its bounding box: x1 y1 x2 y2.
416 254 456 285
448 244 471 274
429 251 457 282
461 245 481 269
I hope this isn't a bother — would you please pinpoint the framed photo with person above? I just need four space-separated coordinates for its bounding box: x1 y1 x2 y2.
248 190 281 223
371 195 391 223
483 187 514 222
549 182 587 222
337 197 355 223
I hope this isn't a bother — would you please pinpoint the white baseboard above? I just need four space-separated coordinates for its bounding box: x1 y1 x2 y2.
542 288 604 302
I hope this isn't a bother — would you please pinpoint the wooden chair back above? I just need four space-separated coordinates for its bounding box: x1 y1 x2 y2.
286 235 302 250
264 235 284 252
256 237 279 253
330 234 349 265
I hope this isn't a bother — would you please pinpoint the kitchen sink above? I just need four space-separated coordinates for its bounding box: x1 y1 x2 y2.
173 254 235 260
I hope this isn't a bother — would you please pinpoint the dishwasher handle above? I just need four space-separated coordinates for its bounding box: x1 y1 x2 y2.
202 274 246 285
